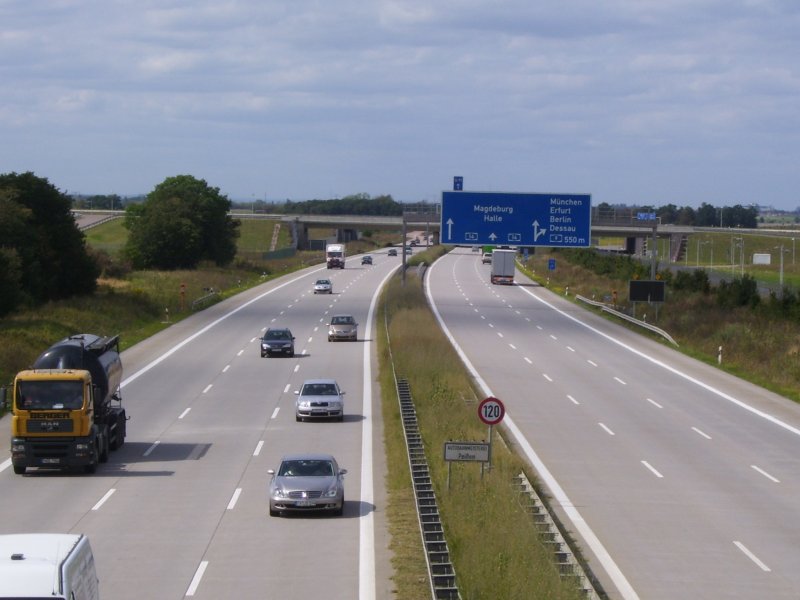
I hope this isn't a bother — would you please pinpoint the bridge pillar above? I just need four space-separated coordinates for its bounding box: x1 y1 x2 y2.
292 219 309 249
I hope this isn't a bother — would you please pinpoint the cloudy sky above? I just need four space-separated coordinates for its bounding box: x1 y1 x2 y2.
2 1 799 209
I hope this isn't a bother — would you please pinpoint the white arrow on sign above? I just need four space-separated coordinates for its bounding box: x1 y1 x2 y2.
446 218 454 239
489 232 497 241
532 220 547 242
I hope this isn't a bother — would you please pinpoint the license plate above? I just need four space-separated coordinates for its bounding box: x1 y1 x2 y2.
295 500 314 507
42 458 60 464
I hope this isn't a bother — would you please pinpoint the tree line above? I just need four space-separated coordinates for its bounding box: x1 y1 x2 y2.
0 172 240 317
595 201 760 228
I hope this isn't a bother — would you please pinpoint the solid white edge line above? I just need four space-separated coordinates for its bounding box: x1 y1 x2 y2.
360 263 402 600
515 284 800 438
426 257 641 600
185 560 209 596
734 541 771 572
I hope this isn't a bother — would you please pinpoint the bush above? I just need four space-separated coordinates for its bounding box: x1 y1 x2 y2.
672 269 710 294
716 275 760 309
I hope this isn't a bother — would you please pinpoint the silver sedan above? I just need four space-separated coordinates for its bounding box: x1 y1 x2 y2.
268 454 347 517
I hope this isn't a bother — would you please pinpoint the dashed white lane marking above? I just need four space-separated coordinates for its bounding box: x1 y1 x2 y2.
202 384 212 394
599 423 615 436
646 398 663 409
253 441 264 456
614 376 627 385
0 458 11 472
226 488 242 510
751 465 780 483
185 561 209 596
178 408 191 419
692 427 712 440
92 488 116 511
271 407 280 419
143 441 160 457
567 395 579 405
641 461 663 478
734 541 771 572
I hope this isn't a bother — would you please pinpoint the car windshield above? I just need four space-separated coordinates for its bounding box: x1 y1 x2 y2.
17 380 84 410
331 316 353 325
279 459 334 477
316 280 330 285
266 330 291 340
302 383 339 396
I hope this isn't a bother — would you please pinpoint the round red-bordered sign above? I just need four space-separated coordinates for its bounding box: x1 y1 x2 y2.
478 396 505 425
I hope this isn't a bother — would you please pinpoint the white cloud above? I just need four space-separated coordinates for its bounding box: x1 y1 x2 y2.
0 0 797 207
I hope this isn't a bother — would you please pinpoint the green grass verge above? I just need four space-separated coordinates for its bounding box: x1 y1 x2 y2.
377 252 587 600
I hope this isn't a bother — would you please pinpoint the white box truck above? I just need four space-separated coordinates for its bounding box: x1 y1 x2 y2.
0 533 99 599
490 248 516 285
325 243 345 269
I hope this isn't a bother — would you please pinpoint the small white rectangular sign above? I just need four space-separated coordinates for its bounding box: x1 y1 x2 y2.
444 442 491 462
753 253 771 266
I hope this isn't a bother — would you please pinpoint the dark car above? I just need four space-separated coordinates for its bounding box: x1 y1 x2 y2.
388 248 398 256
260 328 295 357
361 255 373 265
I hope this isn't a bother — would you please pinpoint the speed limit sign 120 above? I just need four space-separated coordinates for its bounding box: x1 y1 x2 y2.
478 397 505 426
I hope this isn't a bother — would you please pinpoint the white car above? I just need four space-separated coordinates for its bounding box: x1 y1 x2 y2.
294 379 345 422
314 278 332 294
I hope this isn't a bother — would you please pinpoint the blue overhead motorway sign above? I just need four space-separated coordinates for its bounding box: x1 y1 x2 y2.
441 191 591 247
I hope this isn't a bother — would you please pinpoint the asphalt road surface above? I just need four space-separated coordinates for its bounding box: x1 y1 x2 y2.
0 251 401 600
426 247 800 600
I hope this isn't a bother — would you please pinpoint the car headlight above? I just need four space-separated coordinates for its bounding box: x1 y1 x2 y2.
324 487 339 498
273 487 286 498
11 442 25 453
75 442 90 451
298 400 309 408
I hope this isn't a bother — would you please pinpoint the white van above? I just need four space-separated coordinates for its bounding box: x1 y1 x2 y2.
0 533 99 599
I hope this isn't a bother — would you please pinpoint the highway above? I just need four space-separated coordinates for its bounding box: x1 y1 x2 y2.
0 251 400 599
426 247 800 600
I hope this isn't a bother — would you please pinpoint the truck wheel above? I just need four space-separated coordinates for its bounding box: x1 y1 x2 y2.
13 465 26 475
99 439 109 463
85 447 99 473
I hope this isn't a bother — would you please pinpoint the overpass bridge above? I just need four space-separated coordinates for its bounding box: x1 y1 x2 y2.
74 208 696 260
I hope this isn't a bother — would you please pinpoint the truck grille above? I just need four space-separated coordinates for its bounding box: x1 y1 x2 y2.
27 420 74 433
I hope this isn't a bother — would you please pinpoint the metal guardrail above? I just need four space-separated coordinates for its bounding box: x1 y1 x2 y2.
575 295 678 346
513 472 602 599
190 290 219 311
396 378 460 600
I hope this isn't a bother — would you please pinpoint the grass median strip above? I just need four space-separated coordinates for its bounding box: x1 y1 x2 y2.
378 258 587 600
